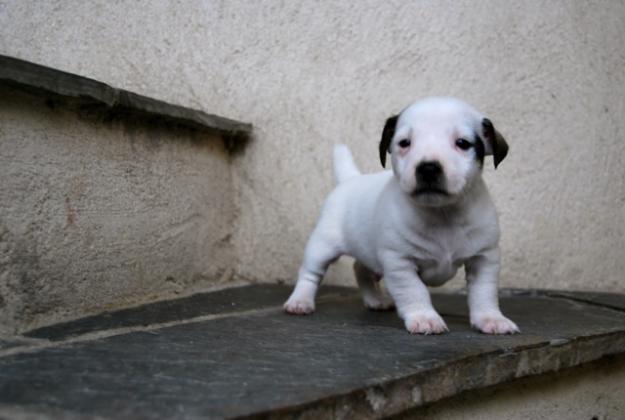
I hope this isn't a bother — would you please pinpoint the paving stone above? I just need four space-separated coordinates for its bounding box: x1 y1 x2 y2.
504 288 625 312
0 337 39 351
543 290 625 312
2 286 625 419
25 284 354 341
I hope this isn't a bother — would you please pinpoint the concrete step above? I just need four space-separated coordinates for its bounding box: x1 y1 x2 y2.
1 284 625 419
0 54 253 335
0 55 252 141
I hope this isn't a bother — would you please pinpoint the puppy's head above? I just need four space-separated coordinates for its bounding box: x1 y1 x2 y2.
379 97 508 207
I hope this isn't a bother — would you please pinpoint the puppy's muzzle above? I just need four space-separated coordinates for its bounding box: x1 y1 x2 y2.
416 161 442 183
415 161 447 195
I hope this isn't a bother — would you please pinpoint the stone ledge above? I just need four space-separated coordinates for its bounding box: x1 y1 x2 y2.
23 284 354 342
0 55 252 145
1 285 625 419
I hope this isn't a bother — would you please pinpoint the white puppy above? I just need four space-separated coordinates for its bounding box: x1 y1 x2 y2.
284 97 519 335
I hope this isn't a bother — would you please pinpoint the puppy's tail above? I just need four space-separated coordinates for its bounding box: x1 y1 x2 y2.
333 143 361 184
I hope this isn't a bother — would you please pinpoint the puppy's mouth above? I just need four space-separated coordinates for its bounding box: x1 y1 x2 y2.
413 187 450 196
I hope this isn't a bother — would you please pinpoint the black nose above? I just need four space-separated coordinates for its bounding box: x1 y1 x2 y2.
416 161 443 183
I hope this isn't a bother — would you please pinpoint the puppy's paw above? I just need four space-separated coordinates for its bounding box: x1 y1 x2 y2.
404 310 448 334
363 295 395 311
284 298 315 315
472 313 520 334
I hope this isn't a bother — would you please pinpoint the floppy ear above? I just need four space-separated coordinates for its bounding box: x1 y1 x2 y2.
379 115 398 168
481 118 509 169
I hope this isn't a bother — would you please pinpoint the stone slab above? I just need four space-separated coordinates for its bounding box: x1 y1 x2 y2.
544 290 625 312
0 54 252 142
0 337 41 351
2 285 625 419
24 284 354 342
503 288 625 312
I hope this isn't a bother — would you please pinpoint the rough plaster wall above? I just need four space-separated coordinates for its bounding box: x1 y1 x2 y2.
399 355 625 420
1 1 624 292
0 89 235 333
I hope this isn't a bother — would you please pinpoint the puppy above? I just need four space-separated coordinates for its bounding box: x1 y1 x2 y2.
284 97 519 335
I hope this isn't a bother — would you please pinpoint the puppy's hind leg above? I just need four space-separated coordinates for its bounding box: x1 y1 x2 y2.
353 261 395 311
284 228 341 315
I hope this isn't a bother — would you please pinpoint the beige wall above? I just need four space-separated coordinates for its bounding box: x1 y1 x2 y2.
1 1 624 295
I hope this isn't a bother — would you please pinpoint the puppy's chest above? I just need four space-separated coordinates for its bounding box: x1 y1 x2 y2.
410 227 477 285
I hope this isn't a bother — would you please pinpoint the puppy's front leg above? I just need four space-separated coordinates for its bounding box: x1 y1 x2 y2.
383 258 448 334
466 249 519 334
284 228 341 315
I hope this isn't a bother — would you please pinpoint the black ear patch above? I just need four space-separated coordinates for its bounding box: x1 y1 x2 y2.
482 118 509 169
379 114 398 168
474 135 485 167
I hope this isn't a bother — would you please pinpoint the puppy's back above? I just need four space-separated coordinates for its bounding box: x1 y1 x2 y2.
321 171 393 270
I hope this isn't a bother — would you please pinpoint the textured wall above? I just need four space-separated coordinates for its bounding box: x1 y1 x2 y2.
0 88 235 333
1 1 624 296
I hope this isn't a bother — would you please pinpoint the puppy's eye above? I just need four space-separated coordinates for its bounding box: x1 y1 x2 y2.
455 138 473 150
398 139 411 148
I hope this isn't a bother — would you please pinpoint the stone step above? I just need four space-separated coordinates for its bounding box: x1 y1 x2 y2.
0 54 254 334
0 54 252 143
1 285 624 419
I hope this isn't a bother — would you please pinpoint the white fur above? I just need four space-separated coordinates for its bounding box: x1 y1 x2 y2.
284 97 519 335
333 143 360 183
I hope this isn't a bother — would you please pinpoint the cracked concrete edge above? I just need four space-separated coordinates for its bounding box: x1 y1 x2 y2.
245 332 625 420
0 54 252 138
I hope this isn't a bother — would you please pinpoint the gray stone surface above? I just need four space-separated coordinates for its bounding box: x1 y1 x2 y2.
543 290 625 312
1 285 625 419
24 284 352 341
0 55 252 141
0 337 41 351
503 288 625 313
